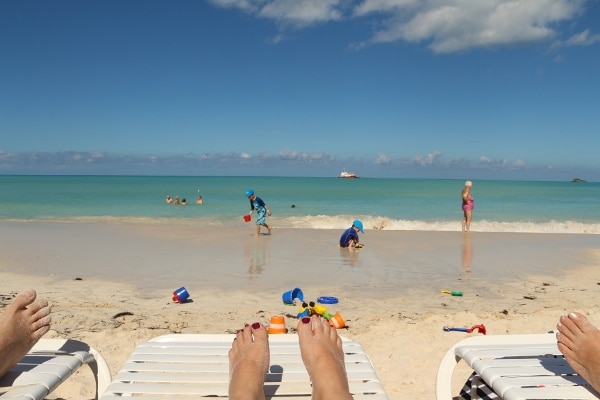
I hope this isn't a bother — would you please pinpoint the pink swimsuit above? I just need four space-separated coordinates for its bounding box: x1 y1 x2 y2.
462 196 474 211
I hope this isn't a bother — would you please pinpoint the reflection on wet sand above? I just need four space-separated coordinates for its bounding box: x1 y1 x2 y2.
339 246 360 268
244 238 270 279
462 232 472 272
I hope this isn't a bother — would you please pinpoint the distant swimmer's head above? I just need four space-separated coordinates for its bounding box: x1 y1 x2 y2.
352 219 364 233
465 181 473 187
245 189 255 198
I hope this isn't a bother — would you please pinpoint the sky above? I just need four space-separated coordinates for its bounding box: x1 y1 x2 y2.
1 0 599 181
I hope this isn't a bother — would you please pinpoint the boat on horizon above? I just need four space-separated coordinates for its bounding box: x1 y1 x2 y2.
339 169 359 178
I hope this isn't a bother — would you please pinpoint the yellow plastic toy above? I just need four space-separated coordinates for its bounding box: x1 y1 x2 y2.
440 290 463 296
294 299 333 319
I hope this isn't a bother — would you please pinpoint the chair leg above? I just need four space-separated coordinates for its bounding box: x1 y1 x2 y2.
471 374 481 400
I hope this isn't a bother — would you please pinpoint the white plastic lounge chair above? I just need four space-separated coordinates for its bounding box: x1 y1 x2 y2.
100 333 389 399
436 333 599 400
0 338 112 399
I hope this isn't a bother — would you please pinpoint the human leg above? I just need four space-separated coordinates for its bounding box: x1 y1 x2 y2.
464 210 472 231
297 315 353 400
0 289 51 377
556 312 600 393
255 212 267 236
228 322 270 400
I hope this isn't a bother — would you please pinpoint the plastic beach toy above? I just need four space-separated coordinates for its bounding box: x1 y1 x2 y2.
443 324 486 335
172 287 190 303
440 290 463 296
329 312 346 329
312 304 328 316
282 288 304 304
268 316 288 334
317 296 339 304
297 308 310 319
243 214 251 222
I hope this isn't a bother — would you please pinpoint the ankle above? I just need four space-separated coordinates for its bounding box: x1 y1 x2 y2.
310 373 352 400
229 386 265 400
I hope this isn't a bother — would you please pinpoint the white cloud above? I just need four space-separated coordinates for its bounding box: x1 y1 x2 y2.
375 153 392 164
353 0 418 17
279 148 333 161
206 0 264 13
260 0 343 27
0 150 591 180
210 0 343 28
477 156 509 168
267 33 287 44
446 157 468 167
411 150 442 166
362 0 588 53
558 29 600 47
210 0 594 53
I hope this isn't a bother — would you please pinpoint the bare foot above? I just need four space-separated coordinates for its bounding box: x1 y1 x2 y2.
228 322 270 400
0 289 52 377
297 315 353 400
556 312 600 393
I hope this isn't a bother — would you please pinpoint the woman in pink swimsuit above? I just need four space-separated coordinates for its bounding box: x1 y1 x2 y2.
461 180 474 232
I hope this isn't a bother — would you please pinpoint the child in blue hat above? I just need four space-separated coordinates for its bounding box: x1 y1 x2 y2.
245 189 272 236
339 219 364 248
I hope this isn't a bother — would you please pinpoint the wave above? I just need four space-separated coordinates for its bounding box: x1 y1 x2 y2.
2 215 599 234
284 215 600 234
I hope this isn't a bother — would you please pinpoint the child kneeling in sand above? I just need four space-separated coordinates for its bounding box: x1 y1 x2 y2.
339 219 364 248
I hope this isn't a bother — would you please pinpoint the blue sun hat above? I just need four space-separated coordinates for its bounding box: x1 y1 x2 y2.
352 219 364 233
245 189 254 198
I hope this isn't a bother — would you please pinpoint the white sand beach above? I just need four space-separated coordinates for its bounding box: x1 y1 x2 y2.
1 222 599 399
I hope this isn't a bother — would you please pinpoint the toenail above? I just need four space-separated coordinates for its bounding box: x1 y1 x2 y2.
302 317 310 324
252 322 260 329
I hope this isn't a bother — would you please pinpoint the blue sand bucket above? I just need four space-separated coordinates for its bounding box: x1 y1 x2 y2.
172 287 190 303
282 288 304 304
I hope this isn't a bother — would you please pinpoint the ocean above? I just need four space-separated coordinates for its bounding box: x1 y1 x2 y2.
1 175 598 234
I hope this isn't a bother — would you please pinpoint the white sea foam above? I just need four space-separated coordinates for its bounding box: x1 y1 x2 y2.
4 214 599 234
283 215 600 234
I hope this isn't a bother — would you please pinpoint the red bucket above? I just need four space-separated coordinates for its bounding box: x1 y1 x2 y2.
243 214 251 222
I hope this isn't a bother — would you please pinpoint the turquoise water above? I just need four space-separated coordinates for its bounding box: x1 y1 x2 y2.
1 176 598 233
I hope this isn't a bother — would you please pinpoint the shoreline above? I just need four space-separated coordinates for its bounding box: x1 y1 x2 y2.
3 216 600 234
1 222 600 398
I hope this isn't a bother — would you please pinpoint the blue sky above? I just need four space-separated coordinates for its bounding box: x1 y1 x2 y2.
1 0 599 180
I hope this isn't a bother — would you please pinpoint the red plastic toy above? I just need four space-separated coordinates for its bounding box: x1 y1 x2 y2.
443 324 486 334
